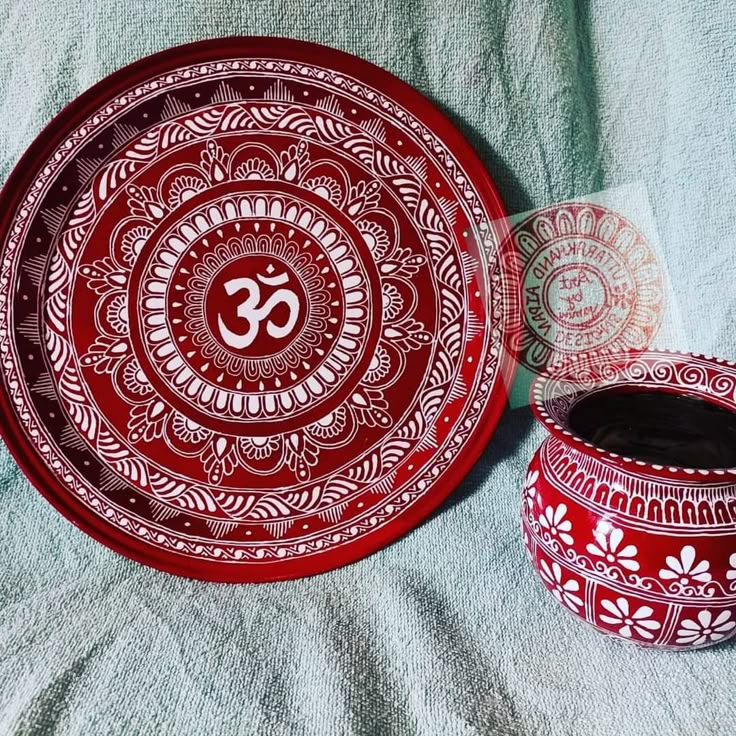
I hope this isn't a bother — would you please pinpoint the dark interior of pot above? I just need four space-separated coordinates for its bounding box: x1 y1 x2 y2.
568 387 736 469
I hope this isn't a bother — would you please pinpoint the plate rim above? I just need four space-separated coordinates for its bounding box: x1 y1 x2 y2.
0 36 517 581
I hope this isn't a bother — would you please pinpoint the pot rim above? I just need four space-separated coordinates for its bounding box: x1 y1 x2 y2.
530 348 736 481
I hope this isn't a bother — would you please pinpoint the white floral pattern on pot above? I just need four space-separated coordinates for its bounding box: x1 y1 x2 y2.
658 545 712 585
676 610 736 647
539 559 583 613
538 504 574 546
586 525 640 571
598 597 661 640
727 553 736 582
524 350 736 650
524 469 539 511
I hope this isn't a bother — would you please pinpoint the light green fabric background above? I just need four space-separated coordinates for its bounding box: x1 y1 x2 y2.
1 1 735 734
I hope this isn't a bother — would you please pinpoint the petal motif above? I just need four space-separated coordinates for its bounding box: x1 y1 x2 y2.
697 610 713 628
609 528 624 553
600 599 623 618
632 606 654 620
553 504 568 526
634 625 656 640
680 545 696 573
635 619 661 632
618 544 638 558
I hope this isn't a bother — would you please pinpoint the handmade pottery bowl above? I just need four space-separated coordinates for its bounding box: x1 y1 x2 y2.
522 350 736 650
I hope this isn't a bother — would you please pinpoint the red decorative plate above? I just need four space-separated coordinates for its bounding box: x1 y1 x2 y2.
0 38 515 581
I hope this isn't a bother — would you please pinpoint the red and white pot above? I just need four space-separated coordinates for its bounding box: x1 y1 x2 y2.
522 350 736 650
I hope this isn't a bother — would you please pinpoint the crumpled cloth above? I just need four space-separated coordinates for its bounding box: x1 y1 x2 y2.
1 1 734 734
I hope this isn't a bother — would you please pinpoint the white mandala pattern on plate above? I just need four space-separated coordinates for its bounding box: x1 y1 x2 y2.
0 58 507 562
50 129 438 497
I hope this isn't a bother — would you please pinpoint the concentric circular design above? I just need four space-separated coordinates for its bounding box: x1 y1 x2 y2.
505 202 665 374
0 38 515 581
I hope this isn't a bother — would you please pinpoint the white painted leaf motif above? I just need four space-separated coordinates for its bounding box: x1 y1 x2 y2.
425 231 452 264
167 485 217 514
283 431 319 481
128 400 169 444
349 387 391 428
182 109 226 136
379 247 426 279
436 252 464 291
373 149 407 177
342 133 375 166
278 110 319 137
246 104 289 127
416 198 445 231
383 318 432 352
200 141 230 184
97 158 140 200
219 105 255 132
419 387 447 424
390 176 421 209
213 493 258 519
281 485 323 512
159 122 194 149
68 189 96 228
80 334 128 374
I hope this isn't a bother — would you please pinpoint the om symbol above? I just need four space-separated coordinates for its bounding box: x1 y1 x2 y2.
217 267 301 350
